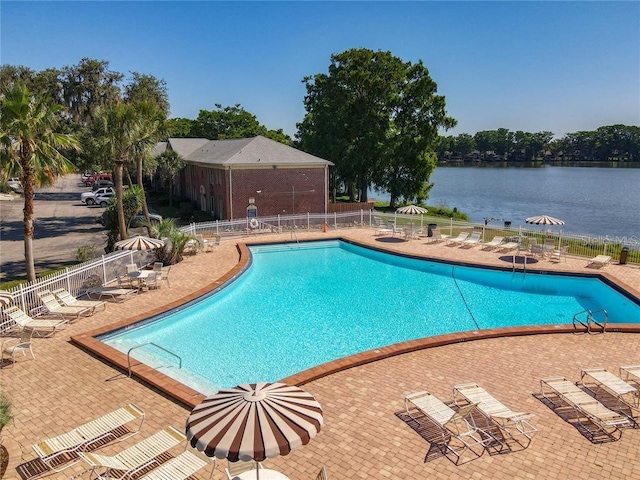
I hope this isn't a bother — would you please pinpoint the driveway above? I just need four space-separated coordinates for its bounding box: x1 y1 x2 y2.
0 174 108 281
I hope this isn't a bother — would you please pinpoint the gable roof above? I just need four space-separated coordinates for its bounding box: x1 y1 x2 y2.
166 136 332 167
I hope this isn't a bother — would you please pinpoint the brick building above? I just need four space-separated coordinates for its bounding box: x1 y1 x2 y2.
155 136 333 220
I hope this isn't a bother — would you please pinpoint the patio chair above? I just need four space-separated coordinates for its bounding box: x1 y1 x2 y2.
1 327 35 366
87 285 138 302
79 425 185 479
159 265 171 288
126 263 139 275
138 450 214 480
153 262 163 274
446 232 470 246
32 403 145 473
224 459 263 479
143 271 161 290
453 382 537 446
540 376 631 441
3 306 67 337
587 255 612 268
428 230 450 243
460 232 482 248
620 365 640 388
316 465 329 480
481 236 504 250
37 289 93 320
580 368 639 424
404 390 494 463
52 288 107 313
550 245 569 263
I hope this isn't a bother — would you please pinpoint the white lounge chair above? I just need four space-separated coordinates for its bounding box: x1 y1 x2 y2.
140 450 214 480
32 403 145 472
79 425 185 479
446 232 470 246
37 289 92 320
587 255 612 268
620 365 640 388
87 286 138 302
453 382 537 446
52 288 106 313
498 242 519 252
540 376 631 441
404 390 495 463
481 236 504 250
460 232 482 248
1 327 35 366
580 368 639 424
429 230 450 243
3 306 67 337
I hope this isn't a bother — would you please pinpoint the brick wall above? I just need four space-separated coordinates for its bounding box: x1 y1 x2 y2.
183 164 328 219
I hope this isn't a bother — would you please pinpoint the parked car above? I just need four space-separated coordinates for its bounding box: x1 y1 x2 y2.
94 191 115 207
130 211 163 227
91 179 114 191
81 187 114 205
83 173 113 186
7 177 21 192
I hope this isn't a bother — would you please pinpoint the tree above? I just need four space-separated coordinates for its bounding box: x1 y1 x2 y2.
124 72 170 117
90 102 155 241
155 149 185 206
0 84 79 281
297 48 455 205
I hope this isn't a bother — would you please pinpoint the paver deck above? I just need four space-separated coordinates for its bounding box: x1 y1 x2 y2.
2 229 639 480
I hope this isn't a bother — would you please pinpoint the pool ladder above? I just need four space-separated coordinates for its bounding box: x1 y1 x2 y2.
127 342 182 377
572 309 608 334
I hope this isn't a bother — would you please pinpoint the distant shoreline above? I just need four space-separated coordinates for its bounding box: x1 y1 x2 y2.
436 161 640 168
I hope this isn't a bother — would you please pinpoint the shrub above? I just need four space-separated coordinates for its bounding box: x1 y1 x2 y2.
75 245 97 263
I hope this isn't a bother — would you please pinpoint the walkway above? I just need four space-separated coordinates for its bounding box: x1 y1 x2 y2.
2 229 639 480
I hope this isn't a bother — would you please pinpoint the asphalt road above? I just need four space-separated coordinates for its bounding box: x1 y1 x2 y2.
0 174 109 281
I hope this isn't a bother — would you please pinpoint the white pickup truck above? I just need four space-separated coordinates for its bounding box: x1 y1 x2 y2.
81 186 114 205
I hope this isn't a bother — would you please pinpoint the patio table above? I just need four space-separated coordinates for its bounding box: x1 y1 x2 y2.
233 469 290 480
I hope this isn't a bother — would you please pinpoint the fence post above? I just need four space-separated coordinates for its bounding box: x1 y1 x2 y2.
307 212 310 230
278 214 281 231
19 282 25 312
334 212 337 230
450 217 453 236
102 255 107 285
66 267 71 292
216 220 219 236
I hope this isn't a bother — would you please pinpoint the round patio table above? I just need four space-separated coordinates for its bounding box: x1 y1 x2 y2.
233 469 290 480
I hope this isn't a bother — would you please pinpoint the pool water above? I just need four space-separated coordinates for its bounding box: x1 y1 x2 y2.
101 240 640 394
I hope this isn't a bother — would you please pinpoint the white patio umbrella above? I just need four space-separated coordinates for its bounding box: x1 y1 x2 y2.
525 215 565 226
186 382 323 479
0 291 13 308
113 235 165 251
395 205 428 230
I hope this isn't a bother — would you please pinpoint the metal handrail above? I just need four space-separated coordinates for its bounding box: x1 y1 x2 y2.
572 309 592 332
572 309 608 334
127 342 182 377
589 309 609 333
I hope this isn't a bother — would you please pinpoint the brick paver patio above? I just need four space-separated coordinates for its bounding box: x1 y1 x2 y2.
2 228 639 480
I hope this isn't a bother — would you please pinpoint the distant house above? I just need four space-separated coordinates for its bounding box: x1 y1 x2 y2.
155 136 333 220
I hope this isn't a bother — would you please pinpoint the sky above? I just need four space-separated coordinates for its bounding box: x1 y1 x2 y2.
1 1 638 139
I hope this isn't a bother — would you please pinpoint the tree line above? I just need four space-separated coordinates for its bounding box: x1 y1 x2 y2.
436 125 640 163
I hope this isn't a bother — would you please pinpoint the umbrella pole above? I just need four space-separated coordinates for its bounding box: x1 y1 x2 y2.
256 460 260 480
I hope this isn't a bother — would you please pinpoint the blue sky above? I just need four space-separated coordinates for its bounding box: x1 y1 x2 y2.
1 1 638 139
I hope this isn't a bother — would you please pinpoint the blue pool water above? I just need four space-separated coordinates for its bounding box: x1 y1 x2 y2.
101 240 640 394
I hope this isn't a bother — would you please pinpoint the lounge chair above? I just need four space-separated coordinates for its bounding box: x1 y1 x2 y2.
540 376 631 441
225 460 263 479
37 289 92 320
32 403 145 473
87 285 138 302
1 327 35 366
446 232 470 246
587 255 612 268
498 242 519 253
79 425 185 479
138 450 214 480
550 245 569 263
620 365 640 388
316 465 329 480
3 306 67 337
481 236 504 250
404 390 495 463
460 232 482 248
429 230 450 243
52 288 107 313
453 382 537 446
580 368 639 424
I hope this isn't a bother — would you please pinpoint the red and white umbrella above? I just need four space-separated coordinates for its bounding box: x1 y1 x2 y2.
114 235 164 251
525 215 565 226
186 382 323 477
0 290 13 308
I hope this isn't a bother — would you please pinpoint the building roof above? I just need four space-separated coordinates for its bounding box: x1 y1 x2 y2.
165 136 333 167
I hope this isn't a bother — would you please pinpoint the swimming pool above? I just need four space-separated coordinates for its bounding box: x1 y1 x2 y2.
100 240 640 394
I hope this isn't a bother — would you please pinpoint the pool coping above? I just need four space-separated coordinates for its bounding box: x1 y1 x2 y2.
70 236 640 409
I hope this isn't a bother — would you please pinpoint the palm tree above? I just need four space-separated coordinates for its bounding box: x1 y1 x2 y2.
91 102 160 241
155 150 185 207
0 84 79 281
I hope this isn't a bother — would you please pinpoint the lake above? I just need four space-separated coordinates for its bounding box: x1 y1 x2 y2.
368 166 640 240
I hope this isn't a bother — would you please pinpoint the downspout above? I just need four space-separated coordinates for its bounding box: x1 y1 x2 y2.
324 165 328 215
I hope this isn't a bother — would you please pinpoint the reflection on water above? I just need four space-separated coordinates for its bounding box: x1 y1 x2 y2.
369 166 640 238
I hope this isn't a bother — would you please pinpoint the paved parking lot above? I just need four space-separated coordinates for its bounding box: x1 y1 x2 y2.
0 175 109 281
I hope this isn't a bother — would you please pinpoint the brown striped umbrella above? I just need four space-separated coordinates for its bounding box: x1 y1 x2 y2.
525 215 565 226
113 235 165 251
186 382 323 474
0 291 13 308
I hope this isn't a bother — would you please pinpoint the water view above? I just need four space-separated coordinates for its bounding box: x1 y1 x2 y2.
369 166 640 239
